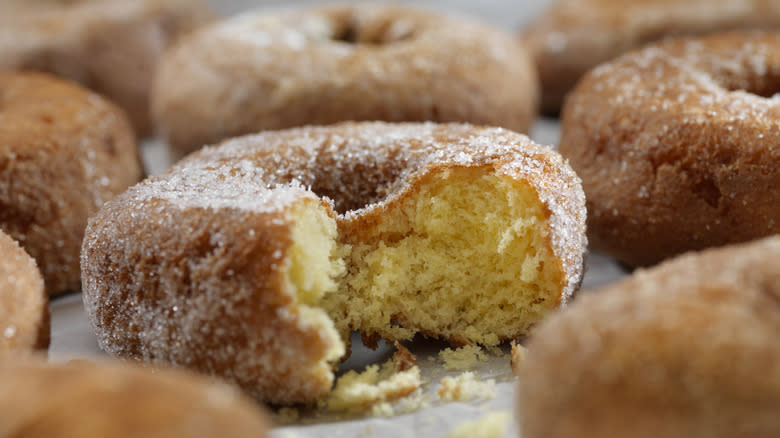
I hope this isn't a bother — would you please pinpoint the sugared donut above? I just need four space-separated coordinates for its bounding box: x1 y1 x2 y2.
558 31 780 267
0 0 215 135
518 236 780 438
0 358 271 437
151 4 539 158
523 0 780 113
0 231 48 356
0 72 143 296
81 122 587 404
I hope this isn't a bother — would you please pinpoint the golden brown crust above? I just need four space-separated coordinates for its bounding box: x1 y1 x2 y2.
558 31 780 267
0 72 143 296
0 358 271 437
152 4 538 157
523 0 780 114
518 236 780 438
82 122 586 404
0 231 48 355
0 0 216 135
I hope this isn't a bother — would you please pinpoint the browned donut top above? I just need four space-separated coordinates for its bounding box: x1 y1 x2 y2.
152 3 538 155
523 0 780 112
0 71 142 295
559 32 780 266
0 0 215 134
0 231 48 355
0 359 271 437
142 122 585 300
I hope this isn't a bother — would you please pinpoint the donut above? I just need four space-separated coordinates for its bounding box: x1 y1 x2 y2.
0 0 215 135
557 31 780 267
81 122 587 404
0 72 143 296
522 0 780 113
0 231 48 356
151 4 539 158
0 358 271 437
517 236 780 438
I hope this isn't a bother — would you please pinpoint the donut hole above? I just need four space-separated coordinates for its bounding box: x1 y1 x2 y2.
717 71 780 99
323 166 565 346
330 15 415 45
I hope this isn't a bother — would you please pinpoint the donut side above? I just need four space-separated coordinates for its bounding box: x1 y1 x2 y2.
0 0 216 135
518 236 780 438
559 32 780 267
0 72 143 295
152 4 538 157
0 231 49 355
0 358 271 437
523 0 780 113
82 180 347 404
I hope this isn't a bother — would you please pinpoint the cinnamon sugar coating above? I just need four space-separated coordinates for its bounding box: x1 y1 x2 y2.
559 32 780 267
0 358 271 437
152 4 538 157
0 0 215 135
0 72 142 296
523 0 780 113
81 122 586 404
519 236 780 438
0 231 48 356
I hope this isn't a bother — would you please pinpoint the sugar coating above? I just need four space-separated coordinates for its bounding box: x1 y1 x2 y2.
151 3 539 157
176 122 586 302
82 121 586 403
522 0 780 112
560 31 780 266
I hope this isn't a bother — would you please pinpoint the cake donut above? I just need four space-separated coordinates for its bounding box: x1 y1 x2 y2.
0 72 143 296
558 31 780 267
0 0 215 135
151 4 539 158
81 122 587 404
523 0 780 113
0 231 49 356
518 236 780 438
0 358 271 437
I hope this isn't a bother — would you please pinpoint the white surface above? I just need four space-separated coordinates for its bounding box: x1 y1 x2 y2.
50 2 629 437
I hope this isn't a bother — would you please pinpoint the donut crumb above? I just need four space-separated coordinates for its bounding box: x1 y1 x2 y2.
437 372 496 402
445 411 511 438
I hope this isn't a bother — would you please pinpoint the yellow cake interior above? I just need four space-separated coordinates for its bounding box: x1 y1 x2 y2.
283 165 565 382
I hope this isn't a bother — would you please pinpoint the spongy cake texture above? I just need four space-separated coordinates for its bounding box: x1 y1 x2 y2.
81 122 586 404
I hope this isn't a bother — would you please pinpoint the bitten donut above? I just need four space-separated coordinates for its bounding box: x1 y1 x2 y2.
0 0 215 135
152 4 539 158
518 236 780 438
0 231 48 356
0 72 143 296
523 0 780 114
558 32 780 267
0 358 271 437
82 122 586 404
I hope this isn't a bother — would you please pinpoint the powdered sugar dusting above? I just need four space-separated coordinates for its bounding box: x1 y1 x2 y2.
82 122 587 403
561 31 780 265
